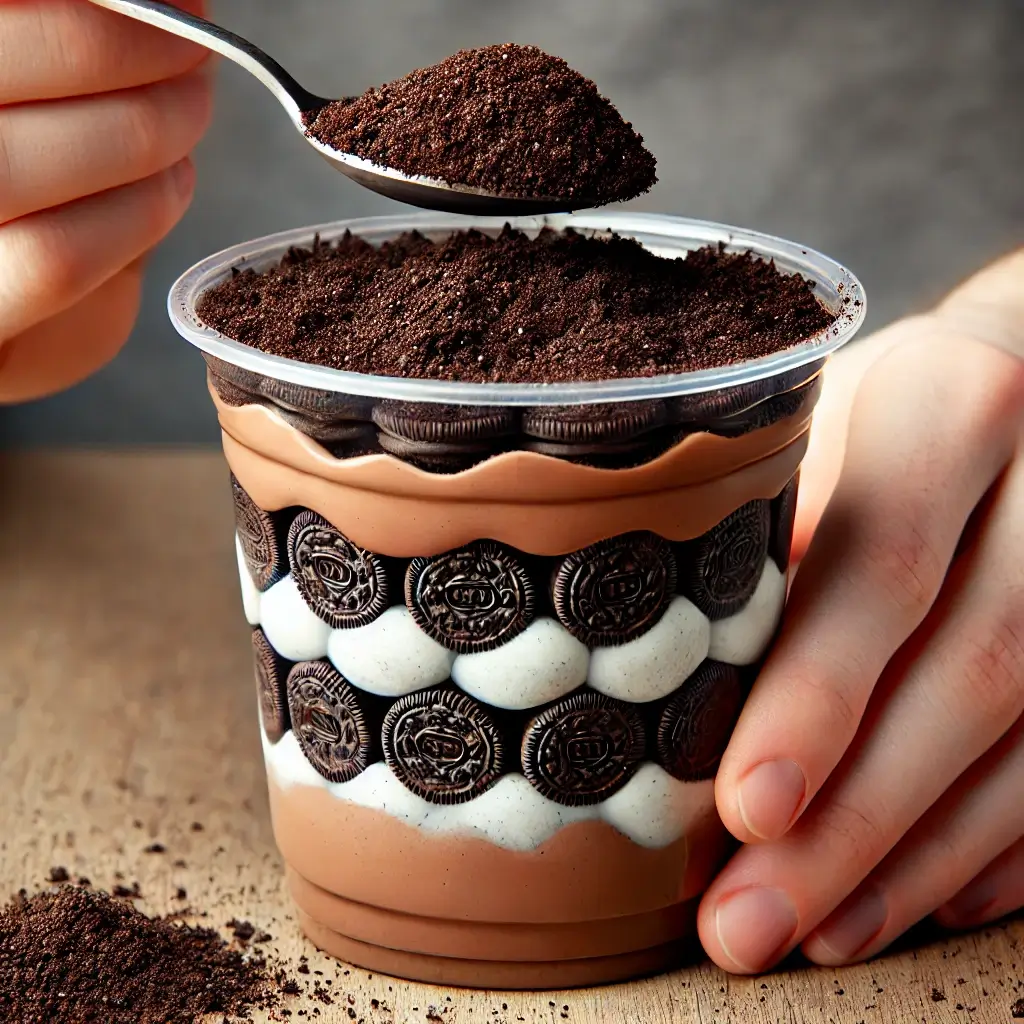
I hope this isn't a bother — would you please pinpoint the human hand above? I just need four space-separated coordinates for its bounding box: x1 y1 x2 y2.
699 248 1024 972
0 0 213 402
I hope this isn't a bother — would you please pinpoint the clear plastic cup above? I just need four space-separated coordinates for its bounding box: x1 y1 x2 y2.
169 212 864 989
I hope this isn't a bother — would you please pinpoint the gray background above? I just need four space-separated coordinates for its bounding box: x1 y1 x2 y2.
2 0 1021 444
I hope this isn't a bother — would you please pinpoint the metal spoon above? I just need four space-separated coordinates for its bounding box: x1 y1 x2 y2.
87 0 579 216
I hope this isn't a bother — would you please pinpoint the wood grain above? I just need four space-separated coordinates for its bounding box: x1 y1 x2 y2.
0 451 1020 1024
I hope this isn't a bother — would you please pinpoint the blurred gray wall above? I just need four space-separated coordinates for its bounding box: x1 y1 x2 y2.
2 0 1021 444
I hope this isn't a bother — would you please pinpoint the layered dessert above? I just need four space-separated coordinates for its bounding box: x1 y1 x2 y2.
170 212 862 987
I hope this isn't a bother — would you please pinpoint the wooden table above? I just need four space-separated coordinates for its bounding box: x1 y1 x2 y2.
1 451 1020 1024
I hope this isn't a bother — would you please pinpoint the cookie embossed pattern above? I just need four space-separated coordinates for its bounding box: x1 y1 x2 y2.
171 211 865 987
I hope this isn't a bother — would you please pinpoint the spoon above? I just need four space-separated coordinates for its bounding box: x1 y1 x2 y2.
87 0 579 216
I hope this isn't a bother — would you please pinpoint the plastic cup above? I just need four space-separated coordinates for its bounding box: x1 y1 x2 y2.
169 212 865 989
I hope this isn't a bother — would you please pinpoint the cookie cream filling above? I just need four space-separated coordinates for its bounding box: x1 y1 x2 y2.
708 559 786 666
327 605 456 697
451 618 590 710
262 727 715 852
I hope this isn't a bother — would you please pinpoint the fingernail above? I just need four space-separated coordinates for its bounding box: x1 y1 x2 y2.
811 886 888 961
939 880 998 926
736 759 806 840
169 158 196 200
715 887 799 972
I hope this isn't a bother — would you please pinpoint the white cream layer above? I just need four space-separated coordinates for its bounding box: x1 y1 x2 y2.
263 728 716 852
452 618 590 710
236 534 789 704
588 596 711 702
708 560 786 666
328 605 456 696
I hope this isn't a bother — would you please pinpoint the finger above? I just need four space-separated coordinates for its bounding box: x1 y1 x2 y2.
716 330 1023 848
934 835 1024 930
0 158 196 343
0 258 145 403
794 246 1024 563
0 70 213 225
0 0 207 105
802 717 1024 965
700 439 1024 974
792 320 917 564
936 247 1024 363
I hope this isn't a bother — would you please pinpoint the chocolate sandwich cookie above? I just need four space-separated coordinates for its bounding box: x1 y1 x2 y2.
258 378 374 422
374 401 518 443
521 691 646 806
376 431 497 473
521 400 666 445
770 474 799 571
252 628 290 743
287 660 375 783
405 540 534 653
520 435 662 468
287 511 389 628
668 383 766 425
708 375 822 437
685 499 770 620
272 408 376 446
655 660 743 782
326 431 382 461
669 361 825 427
209 369 259 408
231 475 283 592
204 354 262 395
552 532 677 647
382 688 505 803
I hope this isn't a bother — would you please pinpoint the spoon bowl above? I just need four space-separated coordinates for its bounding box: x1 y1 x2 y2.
87 0 580 216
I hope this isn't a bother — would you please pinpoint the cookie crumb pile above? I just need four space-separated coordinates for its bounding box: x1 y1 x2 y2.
0 885 281 1023
305 43 657 205
198 227 835 384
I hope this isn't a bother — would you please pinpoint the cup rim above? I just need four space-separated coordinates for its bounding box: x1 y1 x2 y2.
167 211 866 406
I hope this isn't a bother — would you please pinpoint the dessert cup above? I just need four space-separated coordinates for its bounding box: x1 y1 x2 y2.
169 212 865 988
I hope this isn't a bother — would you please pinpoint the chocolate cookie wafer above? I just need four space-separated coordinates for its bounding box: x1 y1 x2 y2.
326 432 382 461
208 369 259 408
521 434 668 468
668 360 824 426
552 532 676 647
375 431 497 473
374 401 517 472
521 691 646 806
655 660 743 781
230 475 284 592
288 511 389 628
258 378 374 422
707 375 822 437
684 499 770 620
770 474 800 571
252 628 290 743
405 540 535 653
382 687 505 803
374 401 518 442
287 660 376 782
204 354 262 396
272 408 377 446
521 400 666 445
668 383 766 425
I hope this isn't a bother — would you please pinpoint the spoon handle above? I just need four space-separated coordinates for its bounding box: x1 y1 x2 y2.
86 0 325 120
